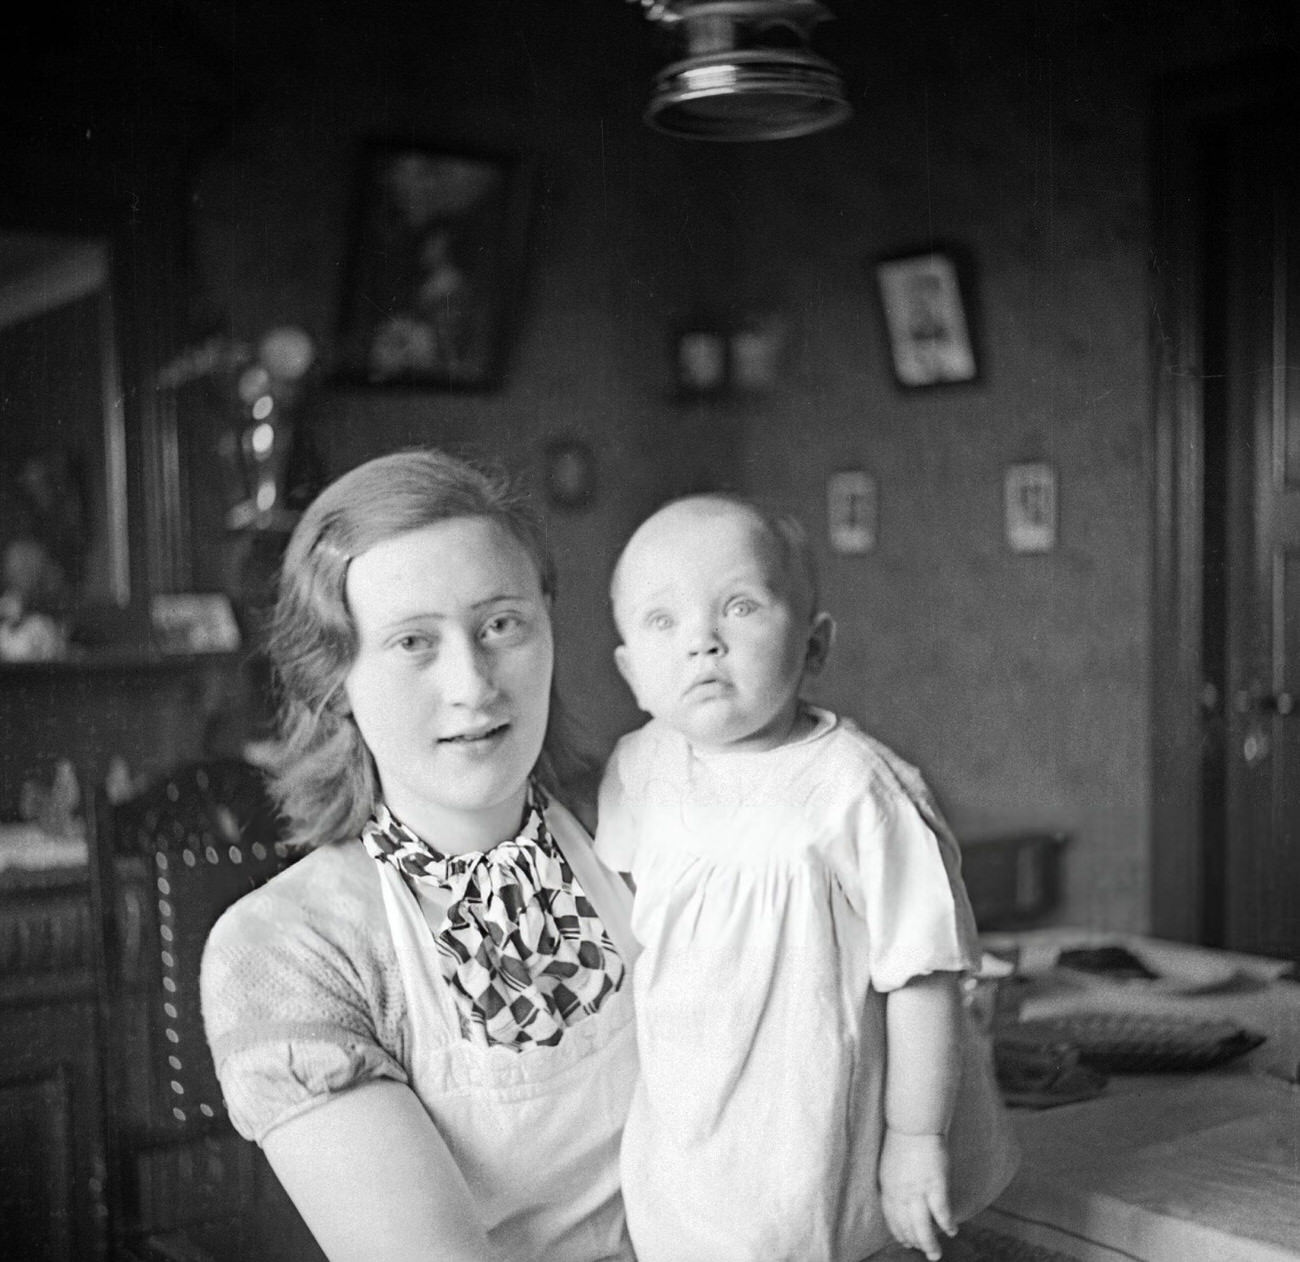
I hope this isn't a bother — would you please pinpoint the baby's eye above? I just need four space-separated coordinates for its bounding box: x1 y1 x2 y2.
726 598 759 617
646 612 674 632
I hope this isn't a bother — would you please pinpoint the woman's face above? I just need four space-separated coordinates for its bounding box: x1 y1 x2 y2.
343 516 553 853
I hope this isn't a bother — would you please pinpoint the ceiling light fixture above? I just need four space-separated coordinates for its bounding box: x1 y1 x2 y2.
631 0 852 142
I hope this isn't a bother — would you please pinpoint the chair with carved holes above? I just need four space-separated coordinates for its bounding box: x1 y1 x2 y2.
95 758 325 1262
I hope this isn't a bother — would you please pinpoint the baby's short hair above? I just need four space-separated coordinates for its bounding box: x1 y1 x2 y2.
611 492 821 625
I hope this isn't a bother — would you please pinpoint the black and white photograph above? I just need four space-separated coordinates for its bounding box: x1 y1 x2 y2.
2 3 1298 1261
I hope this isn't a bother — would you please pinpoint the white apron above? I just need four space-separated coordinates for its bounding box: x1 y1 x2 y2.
375 798 641 1261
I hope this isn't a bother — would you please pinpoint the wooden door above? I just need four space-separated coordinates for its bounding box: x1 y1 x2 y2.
1213 105 1300 963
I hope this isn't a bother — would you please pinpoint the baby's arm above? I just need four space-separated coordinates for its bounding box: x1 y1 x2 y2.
880 970 963 1261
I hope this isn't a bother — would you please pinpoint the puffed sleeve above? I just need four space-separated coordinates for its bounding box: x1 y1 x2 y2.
213 1039 407 1144
593 737 641 874
850 772 980 993
200 861 410 1143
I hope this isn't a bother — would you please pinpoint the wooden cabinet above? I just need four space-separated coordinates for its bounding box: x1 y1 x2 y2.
0 1004 97 1260
0 864 147 1261
0 654 253 1259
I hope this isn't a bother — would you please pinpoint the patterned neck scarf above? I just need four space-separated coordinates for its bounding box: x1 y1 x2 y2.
362 783 625 1051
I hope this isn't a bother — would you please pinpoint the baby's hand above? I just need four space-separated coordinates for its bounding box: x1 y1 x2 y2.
879 1128 956 1261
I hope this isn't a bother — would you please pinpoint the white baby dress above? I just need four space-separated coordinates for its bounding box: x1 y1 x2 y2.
595 706 1018 1262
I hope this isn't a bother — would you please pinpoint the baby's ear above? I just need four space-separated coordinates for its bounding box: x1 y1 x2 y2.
804 613 836 676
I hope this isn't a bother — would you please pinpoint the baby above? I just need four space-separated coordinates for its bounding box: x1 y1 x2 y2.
595 494 1017 1262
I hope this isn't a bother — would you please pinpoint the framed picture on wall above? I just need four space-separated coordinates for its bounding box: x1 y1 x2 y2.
334 139 535 390
874 248 979 388
0 236 131 609
149 593 242 655
1004 461 1058 553
543 438 597 510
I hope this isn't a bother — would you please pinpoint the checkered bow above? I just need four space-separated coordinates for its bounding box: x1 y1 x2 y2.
362 784 625 1050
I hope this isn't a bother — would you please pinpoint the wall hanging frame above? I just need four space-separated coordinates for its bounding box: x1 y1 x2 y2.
543 438 597 511
1004 461 1058 553
334 139 535 390
827 469 878 555
874 247 979 388
0 236 130 609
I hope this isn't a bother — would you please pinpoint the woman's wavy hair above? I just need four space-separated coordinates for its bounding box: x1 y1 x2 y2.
266 446 591 849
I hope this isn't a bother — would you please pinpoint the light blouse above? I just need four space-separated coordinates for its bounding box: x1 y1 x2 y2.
201 797 640 1261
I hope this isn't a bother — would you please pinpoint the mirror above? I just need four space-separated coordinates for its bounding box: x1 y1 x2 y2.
0 230 130 619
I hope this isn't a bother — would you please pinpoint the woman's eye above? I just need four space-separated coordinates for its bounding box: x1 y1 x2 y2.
482 613 525 639
394 633 434 653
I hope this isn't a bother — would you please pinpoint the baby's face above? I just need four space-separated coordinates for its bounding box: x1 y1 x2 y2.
613 502 815 752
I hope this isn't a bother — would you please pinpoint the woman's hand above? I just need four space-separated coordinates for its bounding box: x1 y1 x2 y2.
263 1078 496 1261
879 1128 956 1261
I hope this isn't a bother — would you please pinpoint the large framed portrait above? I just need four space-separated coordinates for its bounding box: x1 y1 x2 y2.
334 139 535 390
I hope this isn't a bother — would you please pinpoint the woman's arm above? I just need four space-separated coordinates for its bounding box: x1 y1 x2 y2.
879 971 964 1261
263 1079 496 1262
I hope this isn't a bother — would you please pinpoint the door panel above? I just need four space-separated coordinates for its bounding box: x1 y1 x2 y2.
1221 109 1300 962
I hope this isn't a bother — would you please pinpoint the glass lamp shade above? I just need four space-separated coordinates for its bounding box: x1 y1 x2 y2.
646 48 850 140
639 0 851 141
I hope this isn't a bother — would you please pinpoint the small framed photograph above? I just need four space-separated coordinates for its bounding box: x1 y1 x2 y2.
676 330 729 396
875 249 978 388
149 593 242 655
827 469 878 555
334 139 535 389
543 438 596 510
1004 462 1058 553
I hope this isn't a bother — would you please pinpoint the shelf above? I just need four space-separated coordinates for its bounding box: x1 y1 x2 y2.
0 650 243 679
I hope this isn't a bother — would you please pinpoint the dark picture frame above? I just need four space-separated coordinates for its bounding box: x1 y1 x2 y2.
334 139 534 389
0 235 131 610
543 438 596 511
874 248 979 388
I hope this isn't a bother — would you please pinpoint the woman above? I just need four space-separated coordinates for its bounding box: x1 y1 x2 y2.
200 448 639 1261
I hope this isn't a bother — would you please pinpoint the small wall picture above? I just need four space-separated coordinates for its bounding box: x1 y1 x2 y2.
543 438 596 510
1004 462 1057 553
676 330 729 395
335 139 534 389
673 316 786 399
150 593 242 655
827 469 878 554
875 250 978 387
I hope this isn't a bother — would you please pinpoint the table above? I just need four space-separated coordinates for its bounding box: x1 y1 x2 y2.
966 929 1300 1262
